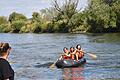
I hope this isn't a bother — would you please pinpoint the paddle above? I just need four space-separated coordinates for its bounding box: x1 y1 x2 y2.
49 59 59 68
49 54 63 68
86 53 97 59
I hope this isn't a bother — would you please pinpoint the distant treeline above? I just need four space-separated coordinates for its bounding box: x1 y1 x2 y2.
0 0 120 33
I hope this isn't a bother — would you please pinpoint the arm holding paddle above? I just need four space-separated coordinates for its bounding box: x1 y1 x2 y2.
76 49 97 60
49 53 65 68
75 44 97 60
49 47 70 68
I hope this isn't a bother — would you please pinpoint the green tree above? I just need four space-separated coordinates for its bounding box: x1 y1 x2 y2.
32 12 41 22
30 12 42 33
7 12 27 33
52 0 79 32
9 12 27 22
0 16 11 33
84 0 120 32
112 1 120 31
0 16 8 25
11 20 25 33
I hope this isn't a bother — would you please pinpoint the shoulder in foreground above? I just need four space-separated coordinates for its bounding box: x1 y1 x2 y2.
0 58 9 65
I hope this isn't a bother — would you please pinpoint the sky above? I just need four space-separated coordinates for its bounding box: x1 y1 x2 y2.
0 0 88 18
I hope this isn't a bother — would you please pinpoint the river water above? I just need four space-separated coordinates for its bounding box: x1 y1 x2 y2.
0 33 120 80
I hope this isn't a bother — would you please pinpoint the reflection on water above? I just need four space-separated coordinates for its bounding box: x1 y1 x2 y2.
0 33 120 80
62 67 84 80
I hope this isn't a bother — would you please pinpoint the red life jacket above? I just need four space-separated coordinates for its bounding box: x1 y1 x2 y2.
62 52 71 59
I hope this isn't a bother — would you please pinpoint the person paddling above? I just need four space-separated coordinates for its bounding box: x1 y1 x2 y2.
0 42 14 80
61 47 71 60
50 47 71 68
75 44 84 61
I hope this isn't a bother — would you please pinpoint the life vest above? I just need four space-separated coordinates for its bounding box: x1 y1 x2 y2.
62 52 71 59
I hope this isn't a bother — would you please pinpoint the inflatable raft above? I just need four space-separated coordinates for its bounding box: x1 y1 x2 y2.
55 58 86 68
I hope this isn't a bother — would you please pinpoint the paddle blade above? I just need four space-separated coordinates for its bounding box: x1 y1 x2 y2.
87 53 97 59
49 57 61 68
49 63 55 68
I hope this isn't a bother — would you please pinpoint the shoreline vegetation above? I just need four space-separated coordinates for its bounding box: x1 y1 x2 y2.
0 0 120 33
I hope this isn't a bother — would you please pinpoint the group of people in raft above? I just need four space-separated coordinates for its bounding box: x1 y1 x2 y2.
59 44 84 61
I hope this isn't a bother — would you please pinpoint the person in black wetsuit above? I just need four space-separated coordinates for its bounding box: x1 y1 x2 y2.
0 42 14 80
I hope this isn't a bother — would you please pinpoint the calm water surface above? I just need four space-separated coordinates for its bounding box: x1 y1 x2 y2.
0 33 120 80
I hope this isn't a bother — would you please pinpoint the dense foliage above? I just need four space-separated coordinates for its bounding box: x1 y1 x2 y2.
0 0 120 33
84 0 120 33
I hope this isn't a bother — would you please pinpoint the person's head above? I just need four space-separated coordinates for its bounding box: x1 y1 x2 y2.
63 47 68 53
70 47 75 53
0 42 11 57
76 44 81 50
